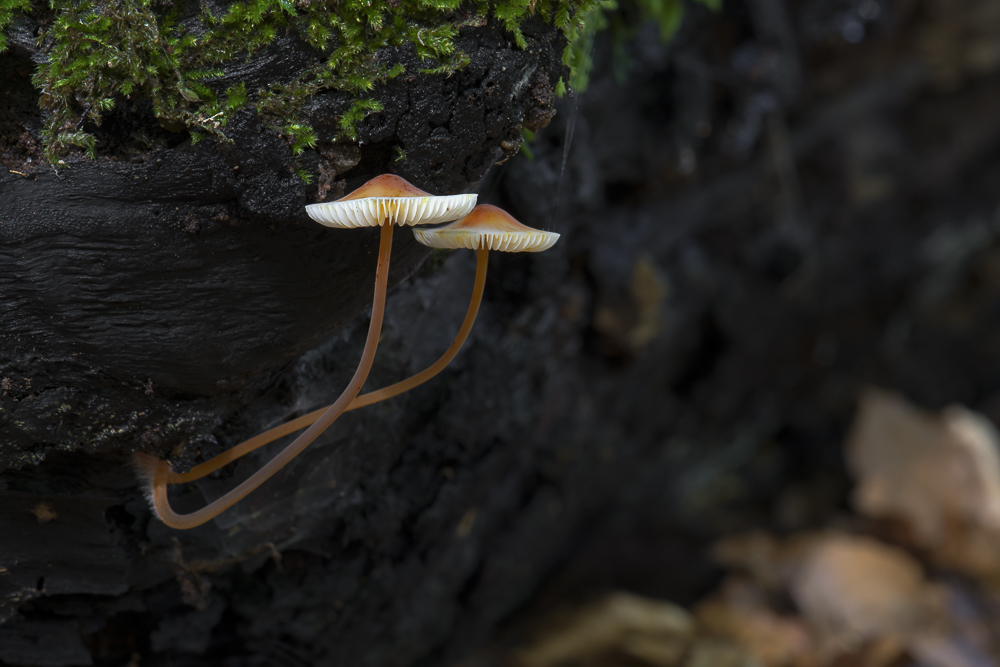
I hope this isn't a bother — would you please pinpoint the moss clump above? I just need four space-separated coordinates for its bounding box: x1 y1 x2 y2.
0 0 30 51
0 0 605 162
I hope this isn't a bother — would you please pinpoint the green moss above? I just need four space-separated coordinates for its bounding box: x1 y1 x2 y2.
337 99 385 142
418 50 471 76
563 0 610 93
1 0 607 163
519 127 535 160
0 0 31 52
561 0 721 93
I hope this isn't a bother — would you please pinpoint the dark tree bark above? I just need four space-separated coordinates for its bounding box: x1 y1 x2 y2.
4 0 1000 665
0 16 564 463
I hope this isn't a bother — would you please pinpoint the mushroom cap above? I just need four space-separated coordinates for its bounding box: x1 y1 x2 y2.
412 204 560 253
306 174 476 228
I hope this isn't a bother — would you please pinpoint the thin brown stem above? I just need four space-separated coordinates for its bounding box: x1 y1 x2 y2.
167 247 488 486
352 246 488 409
138 224 395 529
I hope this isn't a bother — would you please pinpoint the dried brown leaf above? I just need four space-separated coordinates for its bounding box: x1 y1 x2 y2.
847 388 1000 577
511 592 694 667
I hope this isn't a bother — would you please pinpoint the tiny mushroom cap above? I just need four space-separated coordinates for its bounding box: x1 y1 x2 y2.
306 174 477 228
413 204 559 253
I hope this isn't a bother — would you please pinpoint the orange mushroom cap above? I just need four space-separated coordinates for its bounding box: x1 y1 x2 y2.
412 204 560 253
306 174 477 228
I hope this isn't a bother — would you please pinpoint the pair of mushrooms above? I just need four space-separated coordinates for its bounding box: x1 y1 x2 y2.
135 175 559 529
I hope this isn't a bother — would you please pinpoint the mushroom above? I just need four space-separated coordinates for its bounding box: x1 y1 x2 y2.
135 174 476 529
152 204 560 490
410 203 559 253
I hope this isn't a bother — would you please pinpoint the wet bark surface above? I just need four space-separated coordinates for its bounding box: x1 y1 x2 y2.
4 0 1000 665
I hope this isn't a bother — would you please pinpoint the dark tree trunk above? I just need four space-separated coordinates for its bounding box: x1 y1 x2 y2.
4 0 1000 665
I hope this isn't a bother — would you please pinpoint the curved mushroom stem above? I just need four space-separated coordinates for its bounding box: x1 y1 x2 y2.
164 248 489 486
351 246 488 408
136 223 395 529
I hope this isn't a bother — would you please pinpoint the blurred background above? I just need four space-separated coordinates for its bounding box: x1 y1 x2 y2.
467 0 1000 663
